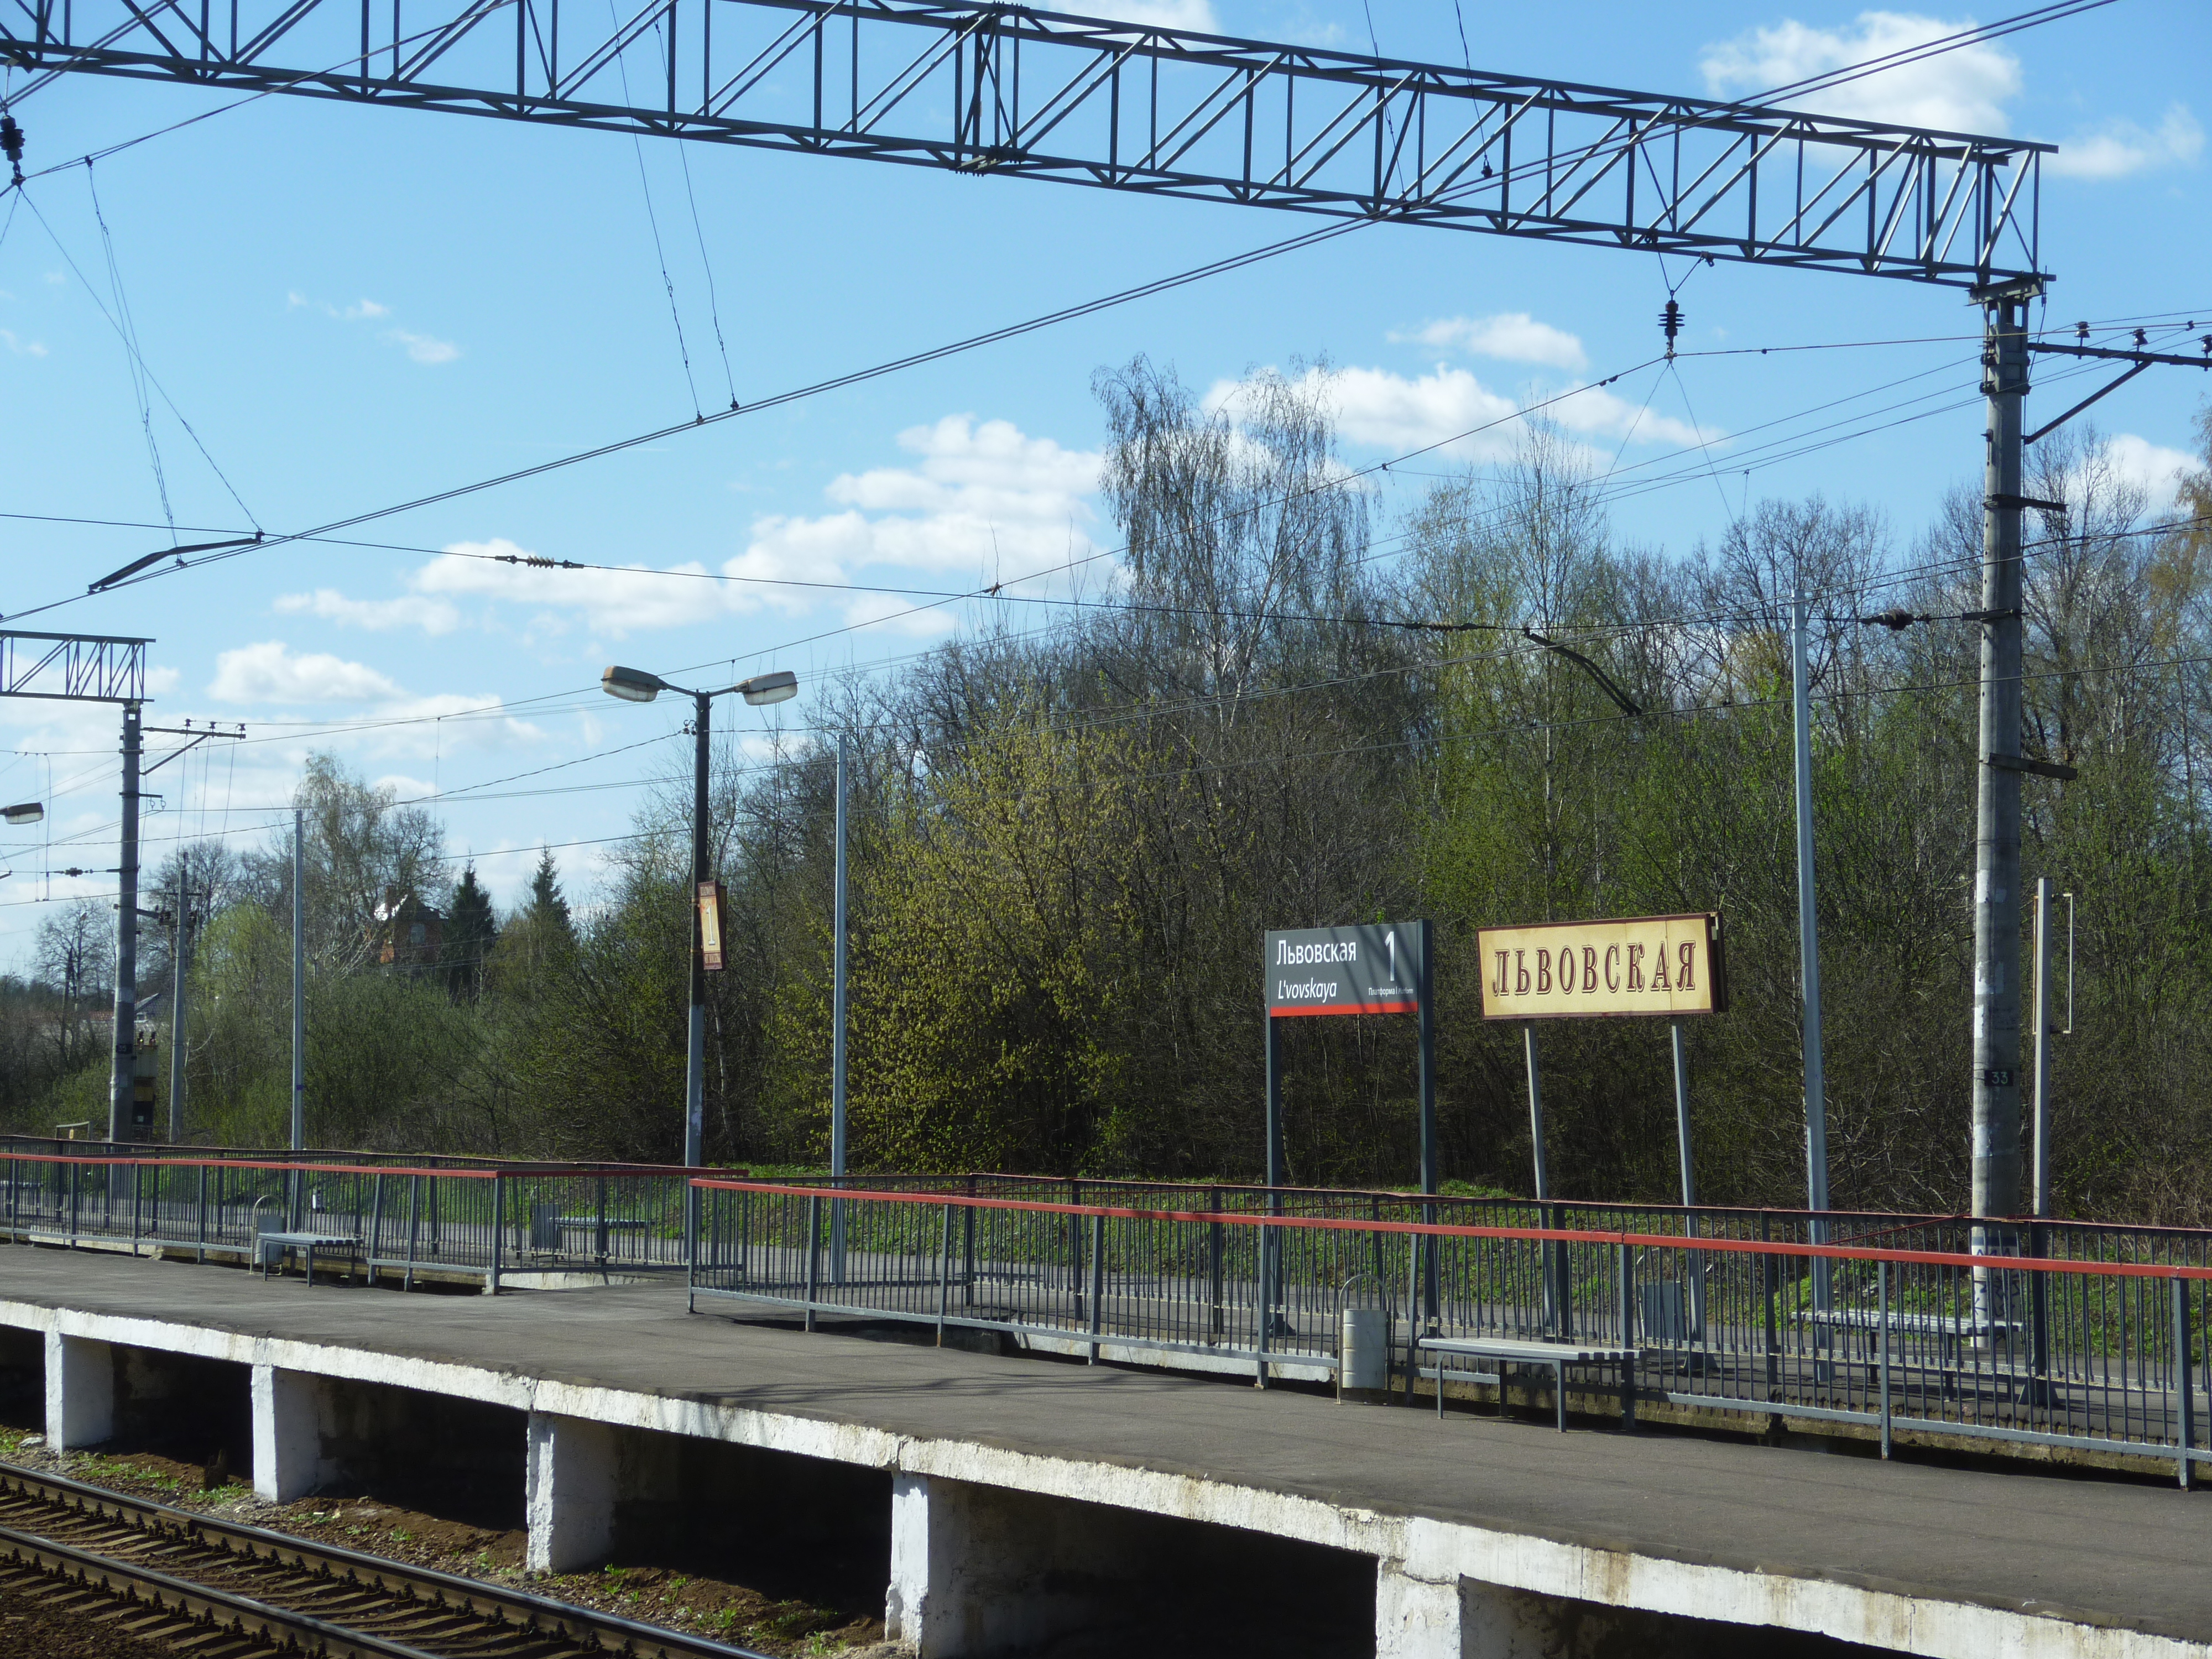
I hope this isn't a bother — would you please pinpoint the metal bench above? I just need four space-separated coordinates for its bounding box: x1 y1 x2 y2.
526 1203 652 1258
257 1230 360 1286
1415 1335 1640 1432
1796 1309 2023 1362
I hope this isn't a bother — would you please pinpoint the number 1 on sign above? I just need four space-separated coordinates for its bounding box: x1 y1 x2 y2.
1386 931 1396 980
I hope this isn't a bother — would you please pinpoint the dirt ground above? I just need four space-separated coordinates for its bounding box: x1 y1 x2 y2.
0 1428 886 1656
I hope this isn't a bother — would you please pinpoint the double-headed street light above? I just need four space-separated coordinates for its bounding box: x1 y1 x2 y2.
602 665 797 1168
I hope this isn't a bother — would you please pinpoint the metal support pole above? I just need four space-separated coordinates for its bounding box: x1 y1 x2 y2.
2032 877 2054 1218
831 733 849 1284
1972 286 2032 1227
1264 1014 1284 1192
687 691 710 1171
108 700 142 1144
1792 589 1834 1334
290 808 306 1230
1417 920 1439 1331
1525 1025 1548 1202
166 865 189 1143
1416 919 1436 1196
1671 1024 1695 1209
1672 1023 1704 1340
1790 592 1830 1218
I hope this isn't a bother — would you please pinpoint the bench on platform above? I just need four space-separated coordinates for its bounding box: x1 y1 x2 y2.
255 1231 359 1286
527 1203 651 1256
1415 1334 1640 1432
1796 1308 2023 1363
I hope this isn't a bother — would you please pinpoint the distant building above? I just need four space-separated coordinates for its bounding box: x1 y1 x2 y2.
372 887 445 971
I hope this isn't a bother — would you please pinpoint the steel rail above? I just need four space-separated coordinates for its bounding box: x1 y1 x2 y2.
0 1520 444 1659
0 1462 772 1659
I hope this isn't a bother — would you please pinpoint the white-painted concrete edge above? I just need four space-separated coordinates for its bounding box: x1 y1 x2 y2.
3 1298 2201 1659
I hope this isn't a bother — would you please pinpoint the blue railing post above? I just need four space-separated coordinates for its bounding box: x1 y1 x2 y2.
804 1194 821 1333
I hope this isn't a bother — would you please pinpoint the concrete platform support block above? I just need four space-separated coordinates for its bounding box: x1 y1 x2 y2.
1376 1562 1571 1659
525 1411 617 1574
44 1333 113 1451
252 1364 334 1503
888 1473 1140 1658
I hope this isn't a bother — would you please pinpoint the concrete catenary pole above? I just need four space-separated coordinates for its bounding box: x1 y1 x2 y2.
166 862 189 1142
1790 591 1830 1216
1971 285 2033 1224
107 700 142 1144
290 808 305 1153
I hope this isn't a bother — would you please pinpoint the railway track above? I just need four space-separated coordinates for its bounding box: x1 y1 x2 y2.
0 1460 772 1659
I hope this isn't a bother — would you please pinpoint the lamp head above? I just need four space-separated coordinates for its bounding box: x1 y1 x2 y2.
2 802 42 827
736 670 799 707
601 665 665 704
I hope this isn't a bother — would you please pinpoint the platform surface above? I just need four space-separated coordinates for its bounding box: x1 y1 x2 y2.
3 1242 2209 1645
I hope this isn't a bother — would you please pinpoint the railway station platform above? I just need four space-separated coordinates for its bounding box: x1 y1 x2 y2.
0 1241 2205 1658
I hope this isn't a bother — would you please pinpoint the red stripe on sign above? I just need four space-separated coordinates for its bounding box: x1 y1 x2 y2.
1270 1000 1419 1016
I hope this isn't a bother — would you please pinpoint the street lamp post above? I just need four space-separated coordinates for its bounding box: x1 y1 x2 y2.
602 666 797 1169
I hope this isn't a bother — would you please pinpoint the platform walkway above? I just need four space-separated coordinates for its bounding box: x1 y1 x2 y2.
1 1244 2206 1658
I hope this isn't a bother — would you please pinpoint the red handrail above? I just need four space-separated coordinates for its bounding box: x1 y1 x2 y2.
690 1177 2212 1283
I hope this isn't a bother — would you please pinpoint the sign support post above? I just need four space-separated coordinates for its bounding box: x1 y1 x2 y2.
1479 911 1729 1339
1264 920 1432 1355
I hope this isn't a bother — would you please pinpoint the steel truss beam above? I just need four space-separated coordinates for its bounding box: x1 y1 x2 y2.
0 630 150 703
0 0 2047 285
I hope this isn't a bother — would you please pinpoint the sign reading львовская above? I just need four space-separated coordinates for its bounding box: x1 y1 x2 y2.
1478 913 1726 1020
1264 924 1425 1016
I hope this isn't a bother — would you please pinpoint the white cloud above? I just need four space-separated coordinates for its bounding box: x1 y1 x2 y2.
1390 314 1587 371
1228 365 1717 460
740 415 1101 593
273 588 462 634
1700 12 2019 133
1106 0 1217 29
415 539 719 637
2048 105 2204 181
291 291 458 363
0 328 48 358
207 641 402 704
387 328 459 365
2108 434 2197 515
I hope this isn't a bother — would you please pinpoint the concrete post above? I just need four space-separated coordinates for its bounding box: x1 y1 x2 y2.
888 1474 1138 1657
1375 1563 1569 1659
44 1332 113 1452
525 1411 618 1574
252 1364 331 1503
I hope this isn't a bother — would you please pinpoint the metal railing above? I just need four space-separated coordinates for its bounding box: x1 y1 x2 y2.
0 1152 695 1287
688 1177 2212 1485
6 1147 2207 1481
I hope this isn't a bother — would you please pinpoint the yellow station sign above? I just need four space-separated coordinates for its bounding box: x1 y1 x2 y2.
1478 912 1726 1020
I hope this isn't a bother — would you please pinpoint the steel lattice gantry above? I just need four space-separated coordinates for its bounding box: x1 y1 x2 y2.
2 0 2046 285
0 629 150 702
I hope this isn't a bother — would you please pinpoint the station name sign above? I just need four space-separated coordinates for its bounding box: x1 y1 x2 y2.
1478 912 1725 1020
1264 923 1424 1017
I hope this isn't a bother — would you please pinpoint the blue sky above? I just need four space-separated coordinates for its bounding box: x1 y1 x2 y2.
1 0 2206 969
